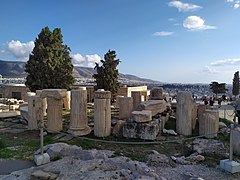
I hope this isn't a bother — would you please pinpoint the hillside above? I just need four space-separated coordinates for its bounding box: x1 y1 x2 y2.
0 60 26 78
0 60 160 83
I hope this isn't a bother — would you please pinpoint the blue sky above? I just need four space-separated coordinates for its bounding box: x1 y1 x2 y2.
0 0 240 84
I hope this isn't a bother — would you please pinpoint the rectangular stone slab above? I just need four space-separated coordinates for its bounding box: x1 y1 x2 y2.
42 89 67 99
138 100 167 116
122 119 161 140
131 110 152 123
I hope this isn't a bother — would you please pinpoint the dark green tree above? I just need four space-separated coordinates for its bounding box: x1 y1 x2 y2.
25 27 74 92
93 50 121 99
232 71 239 97
210 81 228 96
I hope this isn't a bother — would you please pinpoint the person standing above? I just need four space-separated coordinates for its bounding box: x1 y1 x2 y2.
209 97 214 106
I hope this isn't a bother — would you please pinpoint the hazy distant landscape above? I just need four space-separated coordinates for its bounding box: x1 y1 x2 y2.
0 59 160 84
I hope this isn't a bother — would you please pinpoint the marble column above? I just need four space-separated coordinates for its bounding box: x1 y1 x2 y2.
68 88 91 136
25 92 36 102
176 92 193 136
232 127 240 155
115 95 124 108
94 90 111 137
119 97 133 119
199 109 219 138
197 104 205 119
28 95 43 130
63 91 71 110
131 91 141 110
36 90 47 117
42 89 67 132
192 103 198 130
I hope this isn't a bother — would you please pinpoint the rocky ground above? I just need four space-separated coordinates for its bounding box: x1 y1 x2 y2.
1 109 240 179
0 142 240 180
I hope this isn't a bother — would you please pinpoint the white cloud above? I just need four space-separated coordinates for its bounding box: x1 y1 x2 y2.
183 16 217 31
202 66 218 74
153 31 174 36
168 1 202 12
203 58 240 75
210 58 240 66
0 40 34 60
234 3 240 8
71 53 101 68
71 53 85 64
226 0 240 9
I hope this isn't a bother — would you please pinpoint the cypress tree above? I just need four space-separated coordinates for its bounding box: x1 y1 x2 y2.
232 71 239 97
25 27 74 92
93 50 120 99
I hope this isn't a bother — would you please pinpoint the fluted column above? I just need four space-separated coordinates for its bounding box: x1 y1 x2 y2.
199 109 219 138
176 92 193 136
42 89 67 133
68 88 91 136
94 90 111 137
28 95 43 130
47 97 63 132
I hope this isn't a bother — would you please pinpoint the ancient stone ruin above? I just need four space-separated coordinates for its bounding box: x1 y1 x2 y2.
14 86 229 142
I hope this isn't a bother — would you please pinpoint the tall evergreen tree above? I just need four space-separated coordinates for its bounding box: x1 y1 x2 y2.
25 27 74 92
232 71 239 97
93 50 120 99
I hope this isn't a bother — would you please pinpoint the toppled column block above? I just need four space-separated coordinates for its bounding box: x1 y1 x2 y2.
159 113 169 130
123 119 161 140
138 100 167 116
131 110 152 123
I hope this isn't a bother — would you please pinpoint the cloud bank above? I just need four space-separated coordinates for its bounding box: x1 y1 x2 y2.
183 16 216 31
210 58 240 66
71 53 101 68
168 1 202 12
203 58 240 75
0 40 34 60
0 40 101 68
227 0 240 9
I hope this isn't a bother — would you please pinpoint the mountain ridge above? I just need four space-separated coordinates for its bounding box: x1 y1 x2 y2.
0 60 160 83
